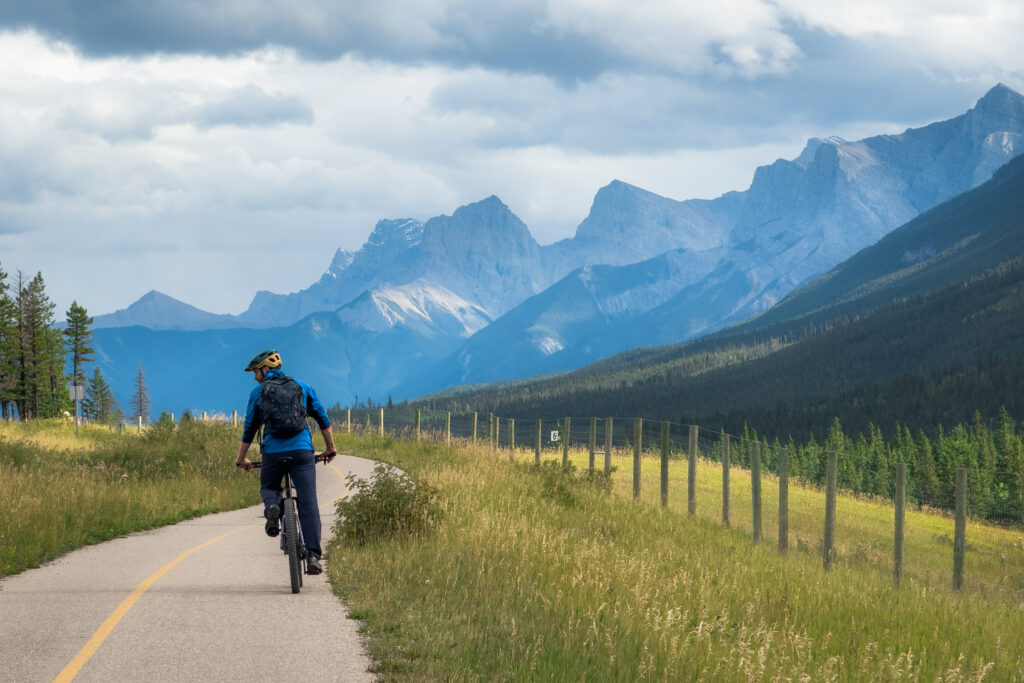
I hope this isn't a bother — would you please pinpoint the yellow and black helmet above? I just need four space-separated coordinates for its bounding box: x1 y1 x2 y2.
244 350 282 372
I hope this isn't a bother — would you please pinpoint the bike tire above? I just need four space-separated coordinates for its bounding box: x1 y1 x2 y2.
283 498 301 594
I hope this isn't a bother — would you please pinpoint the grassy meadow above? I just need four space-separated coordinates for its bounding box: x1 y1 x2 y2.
0 419 258 578
327 433 1024 681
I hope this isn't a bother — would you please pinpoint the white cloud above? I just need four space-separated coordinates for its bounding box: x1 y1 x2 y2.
777 0 1024 73
544 0 801 76
0 1 1022 319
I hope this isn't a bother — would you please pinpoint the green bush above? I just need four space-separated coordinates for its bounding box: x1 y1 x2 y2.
333 463 442 545
534 459 616 508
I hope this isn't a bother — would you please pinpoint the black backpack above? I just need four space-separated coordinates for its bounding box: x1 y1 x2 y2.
260 374 308 437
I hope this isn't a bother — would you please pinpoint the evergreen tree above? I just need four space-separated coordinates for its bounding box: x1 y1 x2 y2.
64 301 94 386
42 326 70 418
82 366 116 423
0 263 17 419
15 272 57 419
131 364 151 425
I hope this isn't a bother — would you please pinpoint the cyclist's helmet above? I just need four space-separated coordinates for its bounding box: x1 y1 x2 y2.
245 350 282 372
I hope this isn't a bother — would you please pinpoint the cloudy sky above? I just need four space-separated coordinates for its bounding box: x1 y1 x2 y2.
1 1 1022 317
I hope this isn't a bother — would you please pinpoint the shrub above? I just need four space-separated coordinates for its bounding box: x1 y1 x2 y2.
534 459 616 508
333 463 442 545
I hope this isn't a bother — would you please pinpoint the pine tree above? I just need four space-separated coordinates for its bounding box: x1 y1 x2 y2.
131 364 151 425
64 301 94 386
0 263 17 419
83 366 116 423
42 326 70 418
15 272 57 419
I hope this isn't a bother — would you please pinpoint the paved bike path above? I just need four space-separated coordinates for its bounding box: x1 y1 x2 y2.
0 455 377 682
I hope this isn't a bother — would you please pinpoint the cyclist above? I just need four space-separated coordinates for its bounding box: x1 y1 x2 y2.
235 350 336 575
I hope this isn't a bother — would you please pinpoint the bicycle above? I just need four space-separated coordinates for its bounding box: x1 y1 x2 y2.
244 452 333 594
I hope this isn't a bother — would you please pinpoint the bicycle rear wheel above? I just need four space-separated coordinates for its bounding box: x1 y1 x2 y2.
283 498 301 593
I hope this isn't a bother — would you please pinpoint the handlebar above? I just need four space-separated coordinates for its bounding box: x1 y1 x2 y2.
238 451 336 470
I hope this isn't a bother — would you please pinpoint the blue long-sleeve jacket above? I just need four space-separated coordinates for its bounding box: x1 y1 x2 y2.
242 368 331 453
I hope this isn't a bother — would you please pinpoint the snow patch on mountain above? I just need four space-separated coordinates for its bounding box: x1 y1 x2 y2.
335 280 491 336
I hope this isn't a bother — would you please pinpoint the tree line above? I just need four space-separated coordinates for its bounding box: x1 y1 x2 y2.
0 263 151 424
731 411 1024 526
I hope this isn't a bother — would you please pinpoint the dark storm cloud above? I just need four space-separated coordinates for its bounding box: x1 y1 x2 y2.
0 0 626 81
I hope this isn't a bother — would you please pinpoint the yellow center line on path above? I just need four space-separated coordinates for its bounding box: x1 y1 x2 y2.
53 524 258 683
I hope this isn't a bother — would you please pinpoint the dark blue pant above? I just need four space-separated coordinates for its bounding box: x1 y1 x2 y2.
260 449 322 559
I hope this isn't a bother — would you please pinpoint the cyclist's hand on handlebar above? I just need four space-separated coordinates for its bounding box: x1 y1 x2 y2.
318 449 337 464
236 457 254 471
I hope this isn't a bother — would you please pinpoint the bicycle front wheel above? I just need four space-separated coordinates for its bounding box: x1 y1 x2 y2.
283 498 301 594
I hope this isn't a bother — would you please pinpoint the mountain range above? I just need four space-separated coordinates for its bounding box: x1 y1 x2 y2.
89 84 1024 416
418 150 1024 439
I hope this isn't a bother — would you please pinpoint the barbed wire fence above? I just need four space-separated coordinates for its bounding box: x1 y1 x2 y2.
330 406 1024 599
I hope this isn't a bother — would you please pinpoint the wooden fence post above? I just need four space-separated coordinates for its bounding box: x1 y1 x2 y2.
604 417 613 474
346 409 351 433
722 433 731 527
535 419 542 465
446 412 451 447
894 462 906 585
414 409 421 442
633 418 642 499
953 467 967 591
751 440 762 543
589 417 597 470
509 418 515 461
660 422 669 508
495 416 500 451
778 447 789 555
688 425 698 517
488 414 493 448
231 410 237 427
471 412 478 442
562 417 571 466
823 451 838 570
138 416 142 433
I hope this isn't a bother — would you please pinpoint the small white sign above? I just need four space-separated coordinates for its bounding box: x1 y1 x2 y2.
68 385 84 401
550 430 560 442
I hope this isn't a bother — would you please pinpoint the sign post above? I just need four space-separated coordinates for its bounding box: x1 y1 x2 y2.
68 384 84 436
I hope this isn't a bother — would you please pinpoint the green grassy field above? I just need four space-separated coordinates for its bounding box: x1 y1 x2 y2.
327 434 1024 681
0 419 258 578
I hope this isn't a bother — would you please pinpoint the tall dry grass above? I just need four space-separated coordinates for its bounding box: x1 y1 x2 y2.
0 419 256 577
328 434 1024 681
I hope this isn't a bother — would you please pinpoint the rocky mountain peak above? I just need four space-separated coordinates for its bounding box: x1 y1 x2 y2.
367 218 423 247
